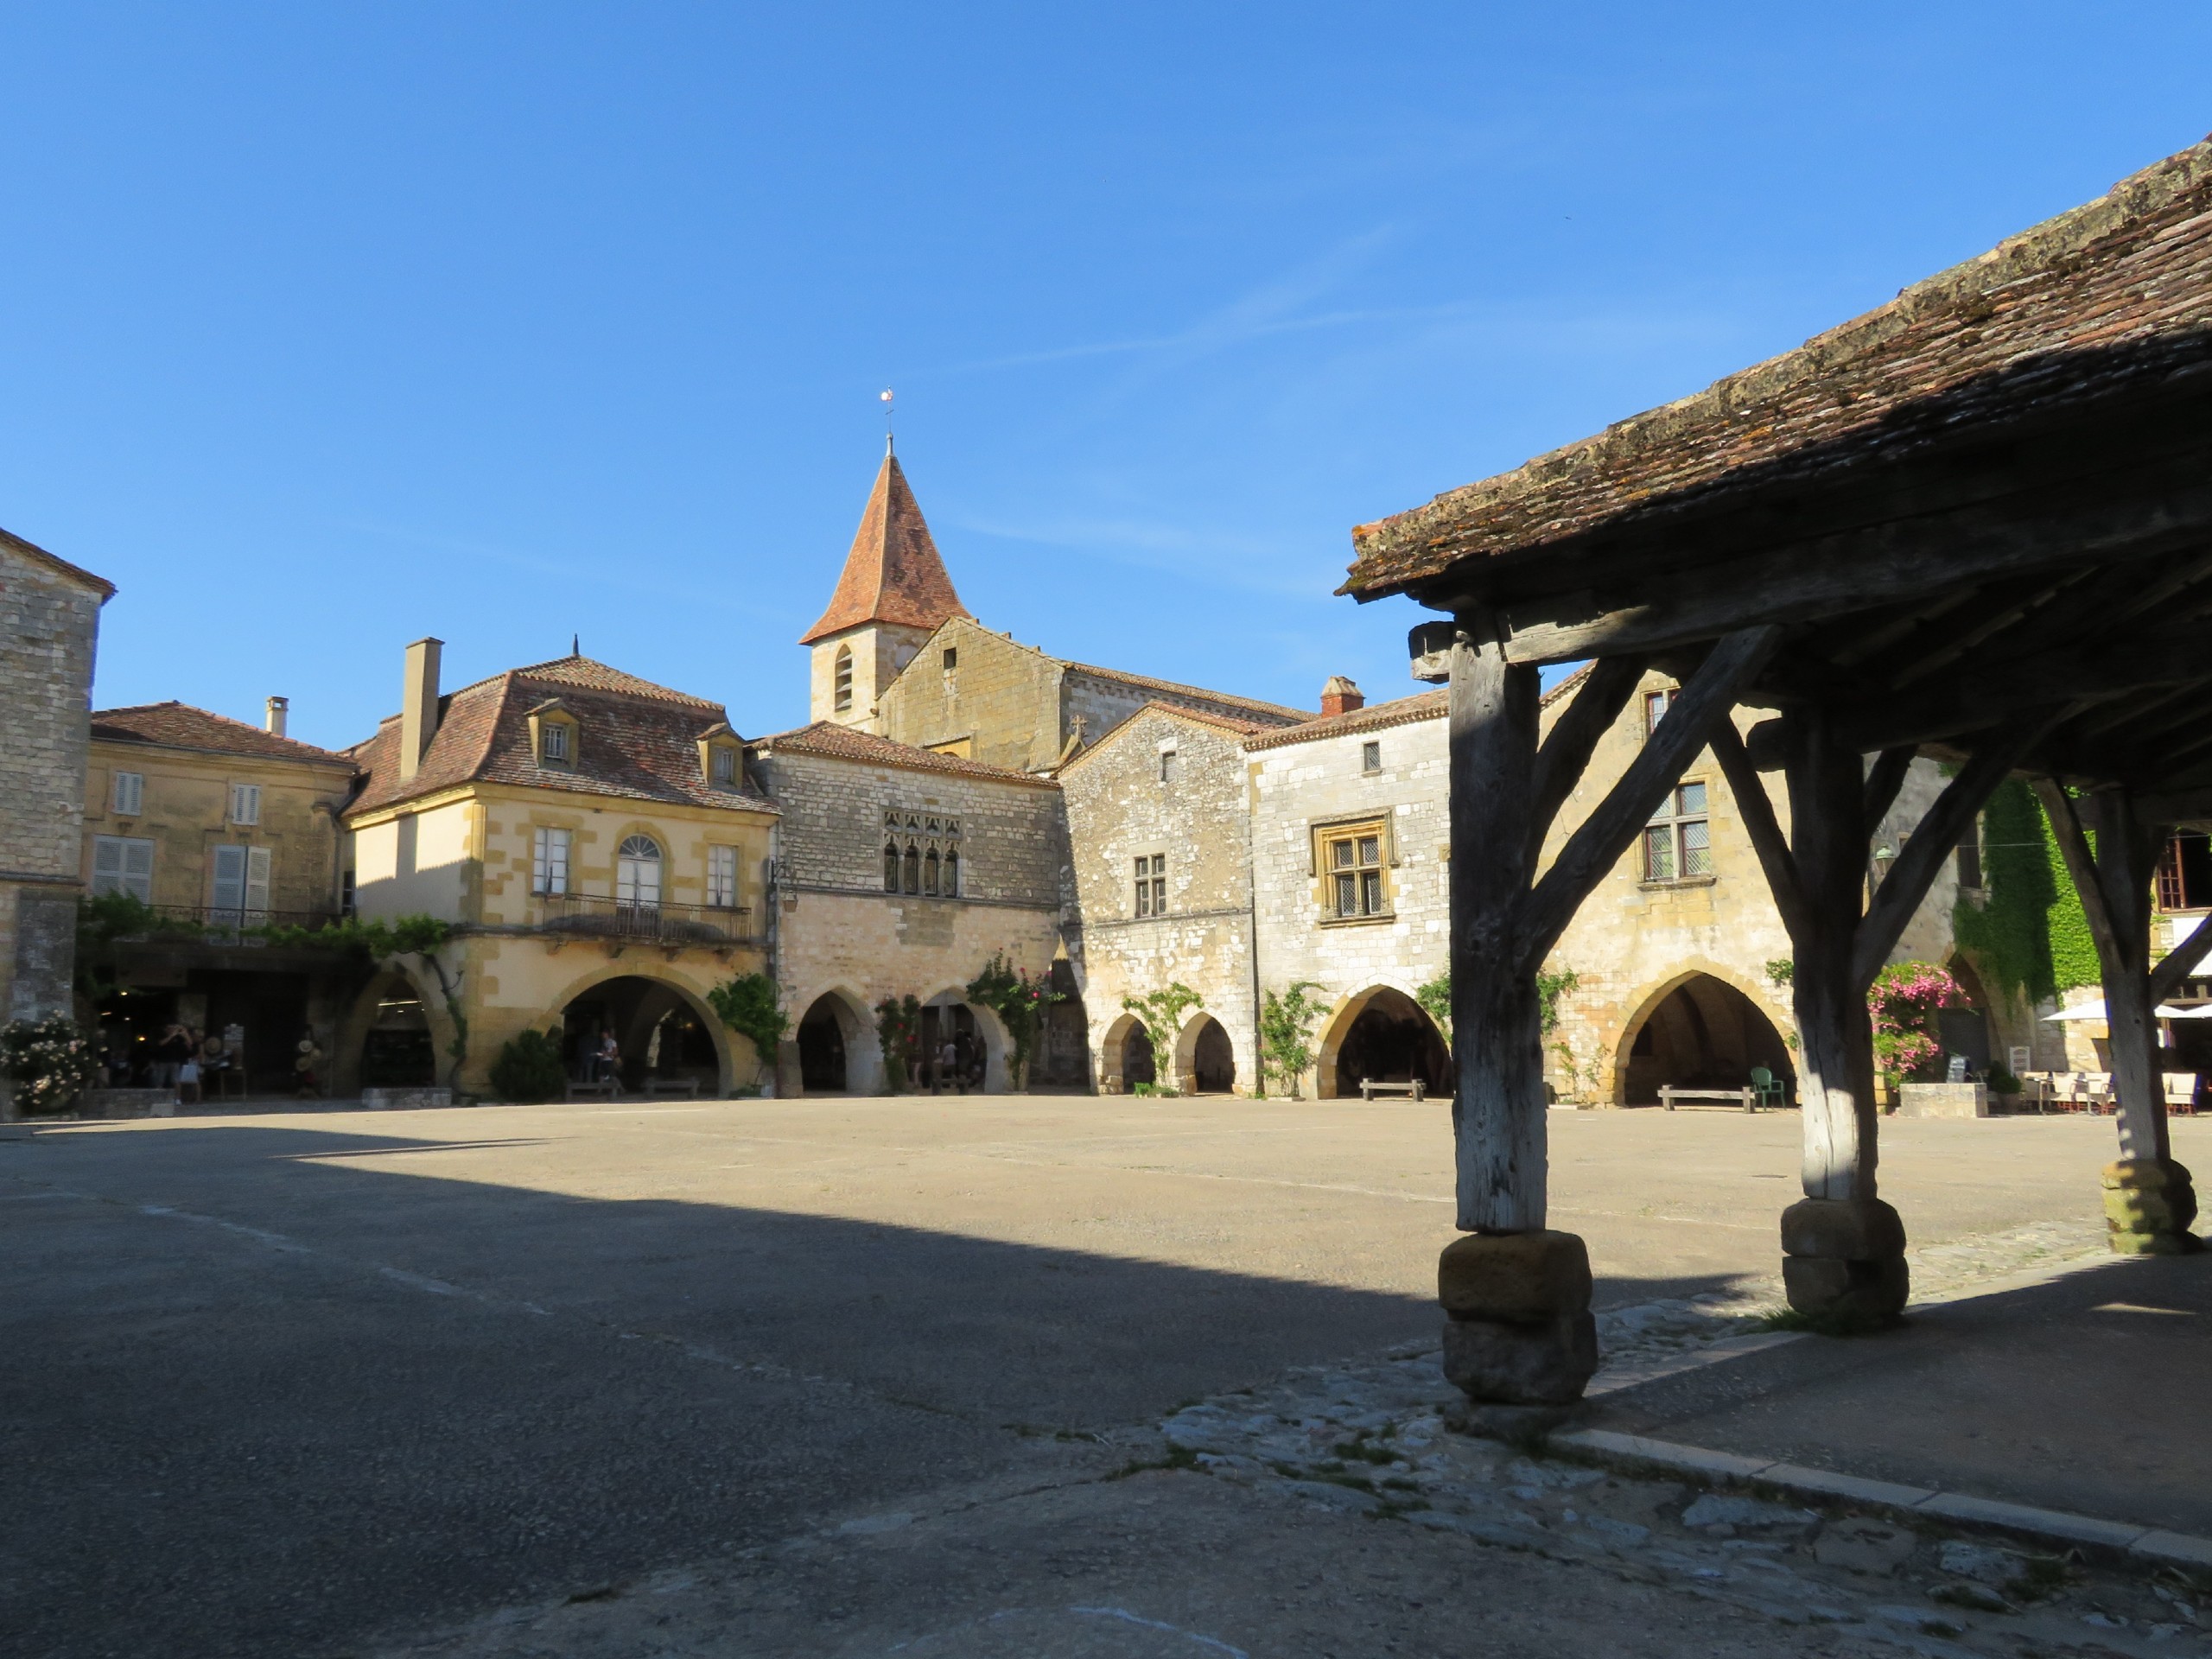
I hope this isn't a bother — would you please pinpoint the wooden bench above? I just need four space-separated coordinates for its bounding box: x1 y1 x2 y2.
645 1076 702 1099
1358 1077 1427 1102
564 1077 620 1103
1660 1085 1758 1113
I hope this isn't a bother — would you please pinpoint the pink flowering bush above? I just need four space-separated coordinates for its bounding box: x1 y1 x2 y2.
1 1015 100 1115
1868 962 1967 1084
966 954 1064 1088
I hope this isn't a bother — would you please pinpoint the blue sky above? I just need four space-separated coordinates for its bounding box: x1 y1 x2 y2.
5 4 2209 749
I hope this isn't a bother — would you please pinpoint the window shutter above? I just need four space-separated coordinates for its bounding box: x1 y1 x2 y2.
94 837 125 887
246 847 273 917
124 840 154 901
213 845 246 912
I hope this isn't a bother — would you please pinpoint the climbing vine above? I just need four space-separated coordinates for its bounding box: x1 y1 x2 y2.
1951 779 2096 1005
1257 982 1325 1098
964 954 1061 1089
1411 968 1578 1037
1122 982 1203 1096
708 973 789 1077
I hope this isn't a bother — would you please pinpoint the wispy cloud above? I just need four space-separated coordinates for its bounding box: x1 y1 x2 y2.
950 510 1338 600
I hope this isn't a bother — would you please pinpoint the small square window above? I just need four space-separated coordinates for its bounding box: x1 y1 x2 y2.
112 771 143 816
543 722 570 763
1159 749 1179 784
228 784 261 825
1360 741 1381 774
942 647 957 671
1134 854 1166 917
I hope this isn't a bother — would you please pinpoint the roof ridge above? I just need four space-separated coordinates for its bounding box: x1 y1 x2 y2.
1061 659 1312 721
1 524 115 598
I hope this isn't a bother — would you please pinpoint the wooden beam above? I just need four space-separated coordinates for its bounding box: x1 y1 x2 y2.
1519 625 1782 970
1526 656 1645 864
1447 627 1548 1233
1852 719 2053 988
1456 472 2212 667
2152 916 2212 1008
1863 746 1916 832
1708 721 1808 940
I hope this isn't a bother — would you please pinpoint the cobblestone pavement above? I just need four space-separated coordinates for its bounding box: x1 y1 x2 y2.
385 1214 2197 1659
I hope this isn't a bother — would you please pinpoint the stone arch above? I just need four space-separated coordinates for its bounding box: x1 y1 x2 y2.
1098 1010 1149 1094
332 957 460 1097
791 986 880 1096
1176 1011 1236 1095
1940 952 1995 1073
1318 983 1451 1101
541 961 753 1094
918 986 1011 1093
1611 963 1796 1107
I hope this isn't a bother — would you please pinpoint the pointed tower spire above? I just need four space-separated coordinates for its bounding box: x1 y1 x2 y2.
799 454 969 645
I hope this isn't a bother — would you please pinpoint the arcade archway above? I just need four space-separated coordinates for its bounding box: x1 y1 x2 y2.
1616 972 1795 1106
1324 987 1452 1100
1185 1014 1236 1094
558 975 721 1094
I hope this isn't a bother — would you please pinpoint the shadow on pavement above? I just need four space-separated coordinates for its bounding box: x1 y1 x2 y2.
3 1122 1744 1658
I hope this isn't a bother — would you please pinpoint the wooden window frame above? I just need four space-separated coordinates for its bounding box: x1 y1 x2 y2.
531 826 571 896
1641 780 1713 884
1316 819 1390 923
1134 853 1166 918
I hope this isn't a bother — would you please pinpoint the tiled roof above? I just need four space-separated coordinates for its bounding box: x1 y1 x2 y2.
1054 700 1279 777
343 656 770 817
1063 661 1311 725
1244 690 1447 751
749 721 1061 789
91 702 355 767
1243 664 1591 752
799 454 972 645
3 525 114 598
1345 137 2212 597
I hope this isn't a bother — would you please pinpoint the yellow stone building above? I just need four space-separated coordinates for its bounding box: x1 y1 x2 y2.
337 642 777 1099
79 699 361 1091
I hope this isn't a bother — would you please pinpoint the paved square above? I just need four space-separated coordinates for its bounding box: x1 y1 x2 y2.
1 1099 2180 1656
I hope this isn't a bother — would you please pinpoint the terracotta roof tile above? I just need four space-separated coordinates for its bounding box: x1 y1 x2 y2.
799 454 971 645
1242 665 1590 751
749 721 1060 789
3 524 114 598
91 702 355 767
342 657 770 817
1346 137 2212 596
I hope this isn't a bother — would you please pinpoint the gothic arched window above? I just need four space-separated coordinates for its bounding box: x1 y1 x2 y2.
902 845 920 894
884 841 900 892
923 849 940 896
942 849 958 897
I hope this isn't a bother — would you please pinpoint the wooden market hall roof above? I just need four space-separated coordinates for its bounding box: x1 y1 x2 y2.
1341 137 2212 801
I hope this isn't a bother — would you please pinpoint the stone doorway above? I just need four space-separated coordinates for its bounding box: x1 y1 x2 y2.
798 995 848 1092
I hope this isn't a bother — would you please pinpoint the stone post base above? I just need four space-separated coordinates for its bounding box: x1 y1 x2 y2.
1437 1230 1599 1405
1780 1198 1909 1321
2103 1159 2202 1255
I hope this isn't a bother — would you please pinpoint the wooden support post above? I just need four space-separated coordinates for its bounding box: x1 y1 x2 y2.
2033 779 2201 1253
1438 622 1778 1404
1716 707 2052 1317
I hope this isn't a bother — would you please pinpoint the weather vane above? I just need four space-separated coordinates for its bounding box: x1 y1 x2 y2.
881 388 894 455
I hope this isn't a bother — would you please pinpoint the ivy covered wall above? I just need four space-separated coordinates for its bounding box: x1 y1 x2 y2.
1952 778 2098 1005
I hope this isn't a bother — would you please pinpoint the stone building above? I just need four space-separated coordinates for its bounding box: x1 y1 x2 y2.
0 527 111 1030
79 699 361 1091
1059 704 1271 1094
339 642 778 1098
746 721 1071 1093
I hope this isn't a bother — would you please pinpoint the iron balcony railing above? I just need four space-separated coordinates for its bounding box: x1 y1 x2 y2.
535 892 760 948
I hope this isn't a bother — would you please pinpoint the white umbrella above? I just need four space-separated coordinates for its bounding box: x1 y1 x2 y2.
2043 999 2194 1020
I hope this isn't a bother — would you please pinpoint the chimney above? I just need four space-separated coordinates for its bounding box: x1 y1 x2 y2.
264 696 289 737
1320 676 1364 718
399 638 444 782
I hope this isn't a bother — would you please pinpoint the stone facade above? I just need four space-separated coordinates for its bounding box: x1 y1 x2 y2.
0 530 110 1029
1061 706 1262 1094
872 613 1309 775
747 725 1068 1093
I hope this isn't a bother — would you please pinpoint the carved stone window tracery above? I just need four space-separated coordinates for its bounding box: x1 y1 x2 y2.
882 809 962 897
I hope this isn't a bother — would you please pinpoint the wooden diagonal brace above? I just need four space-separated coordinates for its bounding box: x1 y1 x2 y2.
1709 721 1809 942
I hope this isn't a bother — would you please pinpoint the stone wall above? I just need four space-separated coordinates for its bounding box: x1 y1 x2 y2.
0 543 104 1022
873 618 1071 772
82 741 354 915
809 620 931 729
1062 708 1258 1094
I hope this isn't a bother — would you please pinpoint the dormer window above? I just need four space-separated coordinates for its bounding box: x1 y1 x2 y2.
712 747 737 785
696 722 742 790
528 699 580 769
